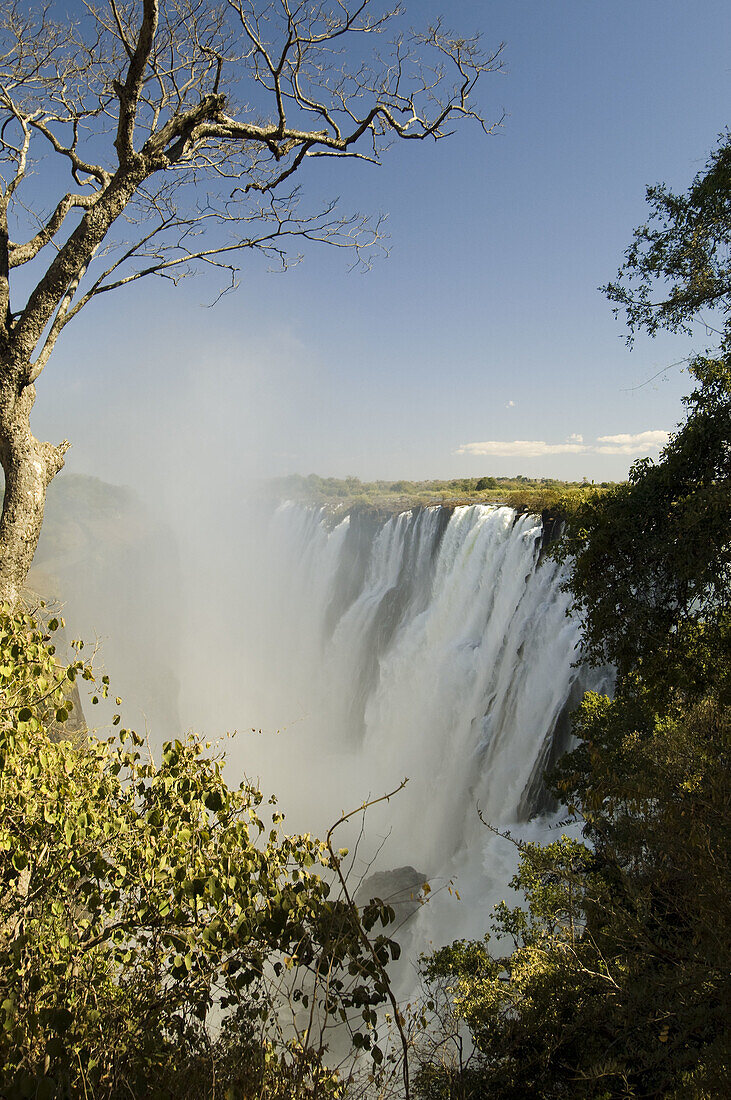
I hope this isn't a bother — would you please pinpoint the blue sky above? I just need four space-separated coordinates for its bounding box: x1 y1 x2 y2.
31 0 731 495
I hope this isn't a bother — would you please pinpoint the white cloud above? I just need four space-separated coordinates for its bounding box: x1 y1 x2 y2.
454 428 669 459
455 439 588 457
594 429 669 455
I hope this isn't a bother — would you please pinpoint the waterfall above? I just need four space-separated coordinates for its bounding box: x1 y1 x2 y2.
185 501 609 955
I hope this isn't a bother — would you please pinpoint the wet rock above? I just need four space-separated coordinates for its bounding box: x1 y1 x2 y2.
356 865 428 919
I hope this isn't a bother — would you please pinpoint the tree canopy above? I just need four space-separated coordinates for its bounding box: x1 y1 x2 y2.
0 607 407 1099
414 135 731 1100
603 131 731 342
564 135 731 699
560 354 731 700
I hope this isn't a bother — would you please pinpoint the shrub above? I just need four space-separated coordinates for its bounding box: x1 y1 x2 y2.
0 608 397 1099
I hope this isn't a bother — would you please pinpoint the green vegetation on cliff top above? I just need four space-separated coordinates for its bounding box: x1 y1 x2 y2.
267 473 617 516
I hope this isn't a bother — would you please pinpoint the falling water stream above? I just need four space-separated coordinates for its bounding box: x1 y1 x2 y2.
193 502 610 966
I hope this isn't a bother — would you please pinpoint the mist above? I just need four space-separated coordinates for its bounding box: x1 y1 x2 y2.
27 276 612 969
32 448 611 988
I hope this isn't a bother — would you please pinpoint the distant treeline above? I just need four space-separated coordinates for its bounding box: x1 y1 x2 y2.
266 472 619 515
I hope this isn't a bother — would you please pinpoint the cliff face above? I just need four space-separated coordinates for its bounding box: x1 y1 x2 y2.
29 473 183 740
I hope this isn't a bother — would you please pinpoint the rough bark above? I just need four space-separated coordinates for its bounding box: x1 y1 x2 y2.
0 372 69 606
0 170 141 606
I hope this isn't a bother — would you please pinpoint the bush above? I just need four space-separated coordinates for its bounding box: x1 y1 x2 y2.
0 607 398 1099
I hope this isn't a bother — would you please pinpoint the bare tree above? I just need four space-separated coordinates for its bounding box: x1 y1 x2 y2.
0 0 503 605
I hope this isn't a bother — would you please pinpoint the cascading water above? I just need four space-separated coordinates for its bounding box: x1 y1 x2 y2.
186 501 609 961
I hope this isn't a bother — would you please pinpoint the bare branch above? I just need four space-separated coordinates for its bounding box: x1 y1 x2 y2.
114 0 160 162
28 258 90 381
28 116 111 187
108 0 135 60
326 780 411 1099
8 191 102 268
0 0 502 398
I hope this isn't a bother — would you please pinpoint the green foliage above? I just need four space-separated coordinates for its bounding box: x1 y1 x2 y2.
265 473 602 516
558 354 731 699
0 605 87 736
416 139 731 1100
417 691 730 1098
582 130 731 697
554 692 729 1095
0 607 397 1099
604 131 731 341
417 838 614 1100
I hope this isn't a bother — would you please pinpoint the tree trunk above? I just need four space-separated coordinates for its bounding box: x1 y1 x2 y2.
0 371 68 606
